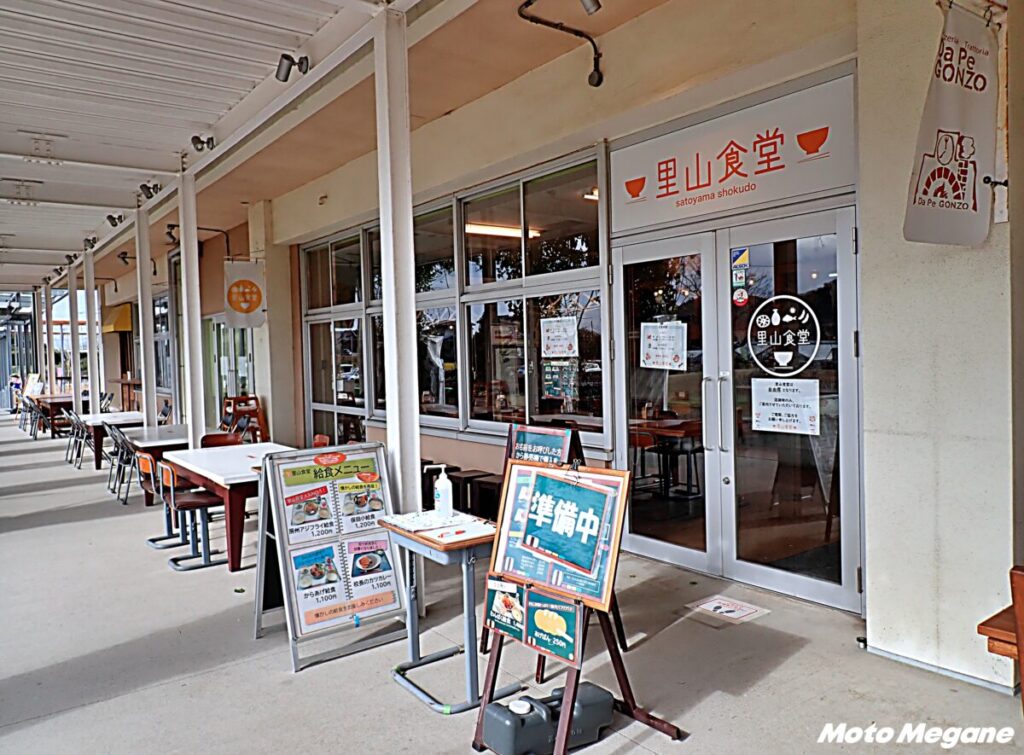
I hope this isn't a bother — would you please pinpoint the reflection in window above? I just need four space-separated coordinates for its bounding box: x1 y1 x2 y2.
371 315 386 412
468 300 524 422
306 244 332 309
464 186 522 286
526 290 603 432
333 319 363 408
309 322 332 405
368 229 382 301
414 208 456 293
524 162 599 275
312 409 336 445
331 236 362 305
417 307 458 417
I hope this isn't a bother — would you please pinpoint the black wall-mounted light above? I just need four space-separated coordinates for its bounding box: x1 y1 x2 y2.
106 214 124 228
517 0 604 87
139 182 161 199
276 53 310 82
191 135 215 152
117 250 157 276
166 223 232 258
83 236 98 250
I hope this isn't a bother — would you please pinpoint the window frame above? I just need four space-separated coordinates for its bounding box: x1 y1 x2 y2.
300 146 611 450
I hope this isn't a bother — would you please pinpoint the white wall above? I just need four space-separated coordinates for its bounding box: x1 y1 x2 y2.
858 0 1014 687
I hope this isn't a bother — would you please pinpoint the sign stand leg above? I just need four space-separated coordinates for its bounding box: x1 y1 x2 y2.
552 606 589 755
597 611 684 741
253 472 269 640
472 633 505 751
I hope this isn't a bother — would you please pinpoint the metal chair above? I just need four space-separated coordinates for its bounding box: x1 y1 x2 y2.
139 452 190 549
105 424 136 503
62 409 85 464
18 395 32 432
99 392 114 412
217 411 234 431
157 402 172 424
232 414 251 441
158 462 227 571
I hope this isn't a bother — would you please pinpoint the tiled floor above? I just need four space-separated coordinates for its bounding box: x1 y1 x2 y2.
0 415 1018 754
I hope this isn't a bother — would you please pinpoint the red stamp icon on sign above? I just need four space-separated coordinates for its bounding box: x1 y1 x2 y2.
314 453 346 466
624 176 646 199
733 289 749 307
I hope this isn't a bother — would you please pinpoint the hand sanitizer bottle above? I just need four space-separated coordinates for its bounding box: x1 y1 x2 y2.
433 465 453 519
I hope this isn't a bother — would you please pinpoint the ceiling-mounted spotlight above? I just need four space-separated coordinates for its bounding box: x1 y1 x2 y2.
42 276 50 285
276 53 310 82
166 225 179 245
139 182 161 199
65 254 76 265
83 235 98 250
106 213 124 228
518 0 604 87
191 134 215 152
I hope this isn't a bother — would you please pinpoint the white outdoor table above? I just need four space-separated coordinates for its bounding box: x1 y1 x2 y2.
78 411 145 470
164 443 294 571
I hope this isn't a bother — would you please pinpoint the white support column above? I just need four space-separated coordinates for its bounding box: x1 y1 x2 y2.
44 283 55 394
374 9 421 513
178 173 206 448
95 287 106 393
83 250 100 407
68 264 82 413
32 287 44 377
249 201 297 445
135 208 158 426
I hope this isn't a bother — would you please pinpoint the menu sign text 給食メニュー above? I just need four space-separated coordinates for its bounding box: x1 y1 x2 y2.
485 575 585 668
268 445 404 640
490 461 630 613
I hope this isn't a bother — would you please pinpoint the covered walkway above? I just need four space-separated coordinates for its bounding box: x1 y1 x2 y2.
0 414 1016 753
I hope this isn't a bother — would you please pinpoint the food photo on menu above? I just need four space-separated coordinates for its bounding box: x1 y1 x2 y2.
292 545 342 591
284 484 338 545
348 537 393 578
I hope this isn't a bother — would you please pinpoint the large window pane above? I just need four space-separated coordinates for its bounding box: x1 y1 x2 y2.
526 290 603 432
524 162 599 276
417 307 458 417
331 236 362 305
415 208 456 293
306 244 332 310
311 410 336 445
333 319 364 408
468 300 525 423
371 315 386 412
338 414 366 444
464 186 522 286
309 322 332 405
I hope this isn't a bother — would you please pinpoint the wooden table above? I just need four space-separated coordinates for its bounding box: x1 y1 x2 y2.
122 425 191 505
79 411 144 469
31 394 90 437
164 443 294 572
381 518 521 715
631 419 703 497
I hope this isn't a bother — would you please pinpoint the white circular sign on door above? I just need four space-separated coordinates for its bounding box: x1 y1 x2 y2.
746 294 821 377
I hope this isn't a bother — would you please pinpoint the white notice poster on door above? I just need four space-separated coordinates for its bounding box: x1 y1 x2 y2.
540 317 578 358
751 378 819 436
903 4 1000 245
640 322 687 371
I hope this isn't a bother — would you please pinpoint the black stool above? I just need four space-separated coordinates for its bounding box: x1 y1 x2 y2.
449 469 489 513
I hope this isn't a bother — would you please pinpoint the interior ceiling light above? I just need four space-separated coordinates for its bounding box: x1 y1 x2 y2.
276 53 310 82
517 0 604 87
191 135 215 152
465 223 541 239
583 187 599 201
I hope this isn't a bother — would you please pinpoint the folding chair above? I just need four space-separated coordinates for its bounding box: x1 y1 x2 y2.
158 462 227 571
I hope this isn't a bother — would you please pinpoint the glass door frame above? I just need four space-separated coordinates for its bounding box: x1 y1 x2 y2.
613 202 862 613
715 207 861 611
613 231 725 577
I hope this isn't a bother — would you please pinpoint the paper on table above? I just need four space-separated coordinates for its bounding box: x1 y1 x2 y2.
380 509 478 533
418 520 496 545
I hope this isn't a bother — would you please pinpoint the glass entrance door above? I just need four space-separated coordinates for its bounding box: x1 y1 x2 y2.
615 207 861 611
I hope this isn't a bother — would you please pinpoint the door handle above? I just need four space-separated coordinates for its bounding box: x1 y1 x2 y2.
701 376 715 451
717 375 729 452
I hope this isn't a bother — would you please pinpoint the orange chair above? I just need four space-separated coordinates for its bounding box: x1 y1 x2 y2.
158 462 227 571
139 451 191 550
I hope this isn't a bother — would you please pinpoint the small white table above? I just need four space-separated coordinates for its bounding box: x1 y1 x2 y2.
164 443 294 571
78 411 145 470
